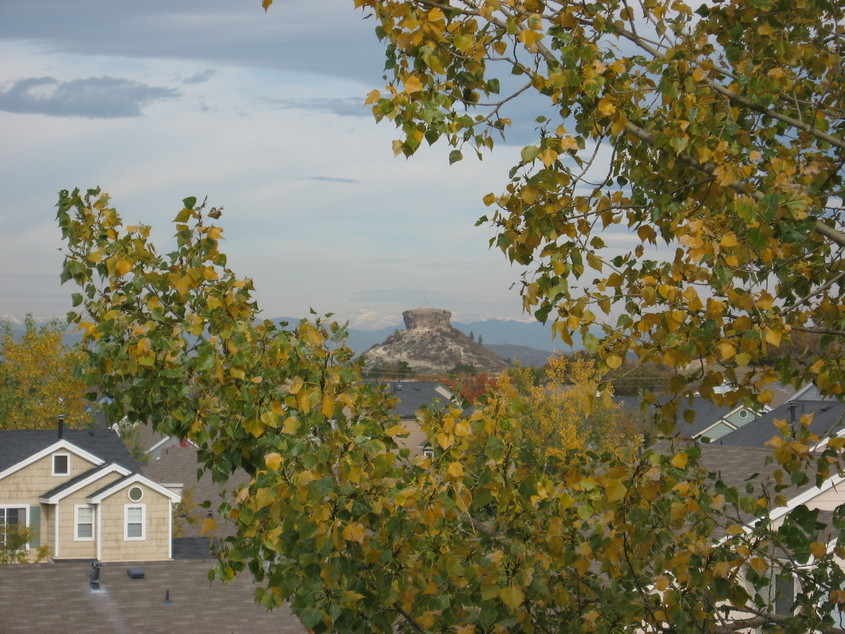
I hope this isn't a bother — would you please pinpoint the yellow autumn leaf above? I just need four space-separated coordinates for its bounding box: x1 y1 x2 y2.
748 557 768 573
597 98 616 117
447 461 465 478
264 452 282 470
521 185 541 204
342 522 366 544
519 28 542 47
605 479 627 503
716 340 736 360
115 258 133 276
764 328 782 347
321 392 336 418
385 424 408 437
559 135 579 152
499 586 524 609
454 420 471 437
201 516 216 536
810 542 827 559
404 75 424 93
671 452 688 469
720 234 739 248
605 354 623 369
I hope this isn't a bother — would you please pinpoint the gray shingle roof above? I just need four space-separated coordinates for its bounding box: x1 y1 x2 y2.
377 381 458 418
39 463 117 499
615 395 736 437
715 400 845 447
0 559 305 633
0 428 142 473
142 444 249 538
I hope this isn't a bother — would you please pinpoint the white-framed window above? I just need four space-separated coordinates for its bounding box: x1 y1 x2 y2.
0 506 29 547
421 445 434 459
128 486 144 502
74 504 94 541
52 453 70 476
124 504 145 540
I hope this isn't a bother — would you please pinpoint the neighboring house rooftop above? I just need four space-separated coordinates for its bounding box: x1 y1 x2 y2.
0 559 305 633
0 428 142 473
615 395 753 439
142 442 250 539
379 380 458 418
716 399 845 447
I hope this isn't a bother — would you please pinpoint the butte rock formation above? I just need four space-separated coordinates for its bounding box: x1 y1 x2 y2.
361 309 510 375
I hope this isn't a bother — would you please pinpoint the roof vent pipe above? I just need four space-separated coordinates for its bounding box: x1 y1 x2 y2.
58 415 64 440
90 561 101 590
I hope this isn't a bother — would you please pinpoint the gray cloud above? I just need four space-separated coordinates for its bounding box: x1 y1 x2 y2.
182 69 216 84
0 76 180 118
296 176 360 184
267 96 368 118
0 1 386 86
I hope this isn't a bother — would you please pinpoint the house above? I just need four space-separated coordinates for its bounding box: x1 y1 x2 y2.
141 437 250 539
716 384 845 447
378 380 461 458
695 442 845 621
0 426 180 562
616 395 766 441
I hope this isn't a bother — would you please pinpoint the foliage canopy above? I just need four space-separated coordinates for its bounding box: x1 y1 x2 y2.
0 316 93 429
331 0 844 415
57 190 845 632
53 0 845 630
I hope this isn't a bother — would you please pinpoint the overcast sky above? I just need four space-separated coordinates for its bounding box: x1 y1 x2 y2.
0 0 561 328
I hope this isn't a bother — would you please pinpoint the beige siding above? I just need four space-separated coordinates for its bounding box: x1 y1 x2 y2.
54 472 124 560
98 483 172 562
0 451 98 561
0 451 98 503
394 417 430 458
803 485 845 511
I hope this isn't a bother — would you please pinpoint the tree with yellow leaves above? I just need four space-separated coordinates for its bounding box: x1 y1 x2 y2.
50 0 845 629
0 316 94 429
496 354 642 467
287 0 844 422
56 190 845 631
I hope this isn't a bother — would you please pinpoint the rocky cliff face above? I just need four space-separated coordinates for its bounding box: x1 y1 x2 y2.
361 309 510 375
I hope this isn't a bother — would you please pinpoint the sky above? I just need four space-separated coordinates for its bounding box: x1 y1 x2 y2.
0 0 557 328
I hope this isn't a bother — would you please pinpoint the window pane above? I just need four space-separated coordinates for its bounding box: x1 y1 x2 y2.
0 508 25 546
127 506 143 538
5 508 21 526
54 455 68 474
77 506 93 539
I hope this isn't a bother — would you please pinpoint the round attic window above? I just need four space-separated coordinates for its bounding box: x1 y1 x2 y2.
128 486 144 502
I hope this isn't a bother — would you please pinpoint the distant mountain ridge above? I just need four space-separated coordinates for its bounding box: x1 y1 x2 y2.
285 315 569 355
5 311 572 367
